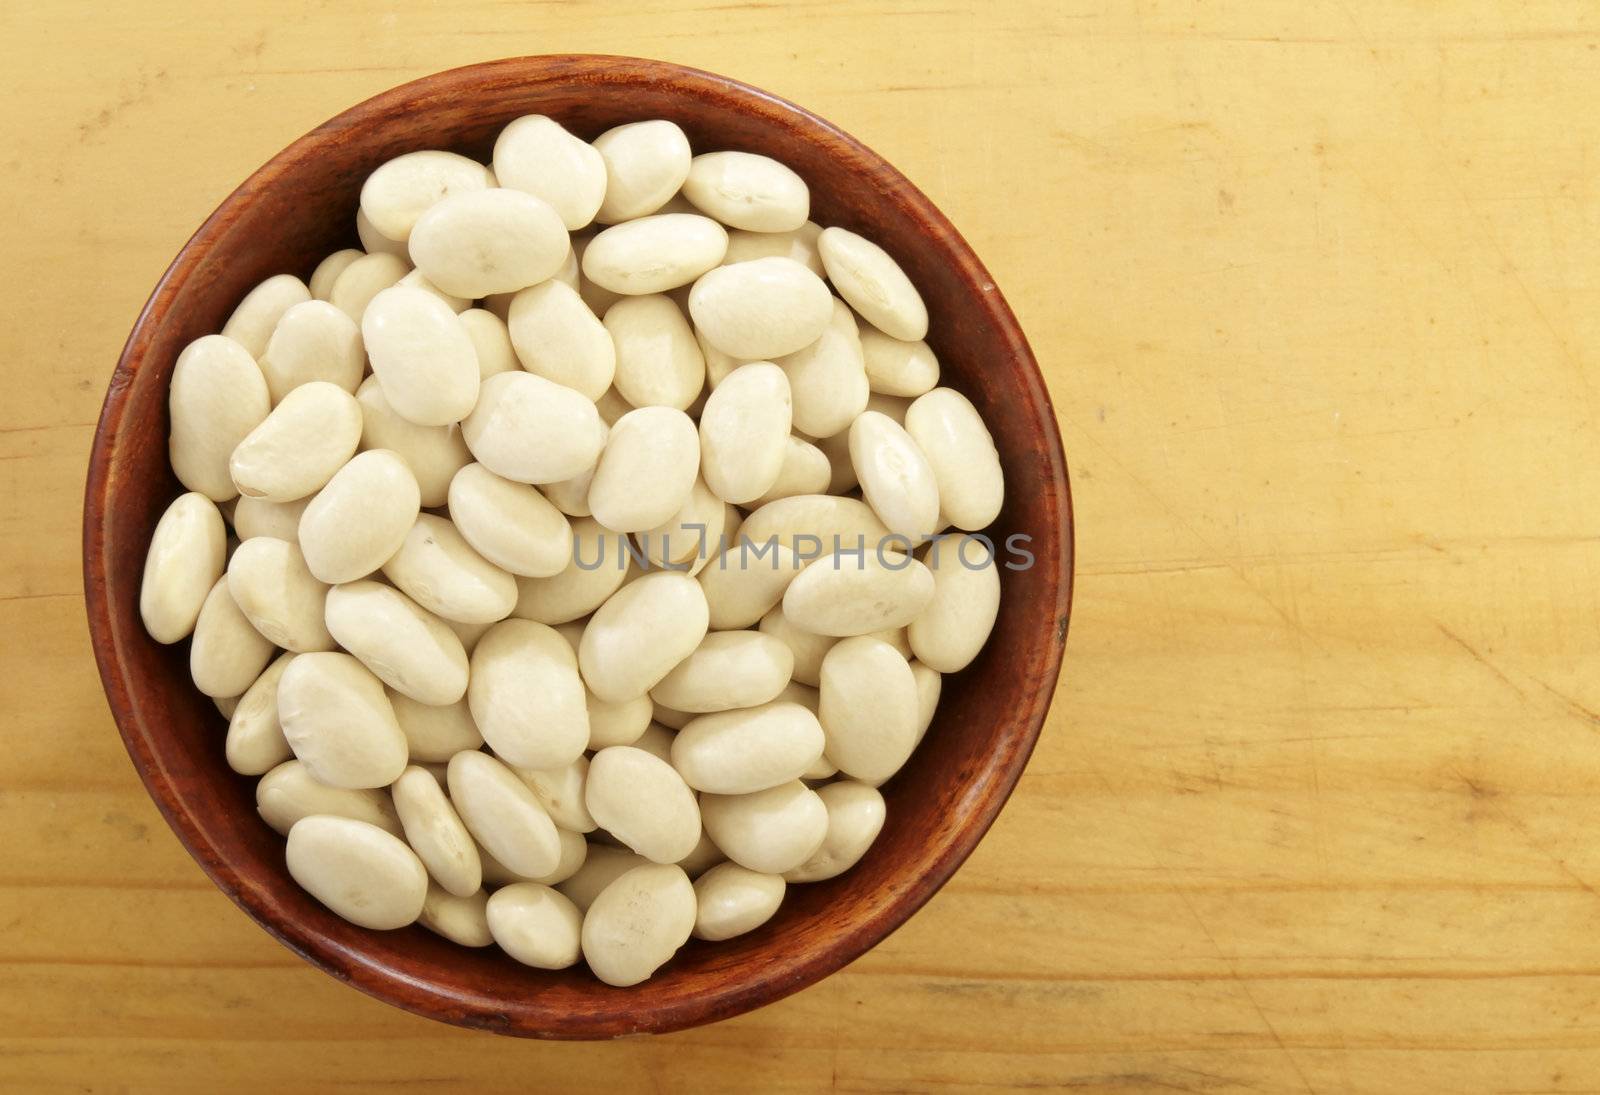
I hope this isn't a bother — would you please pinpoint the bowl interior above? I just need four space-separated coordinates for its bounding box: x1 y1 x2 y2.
83 55 1072 1038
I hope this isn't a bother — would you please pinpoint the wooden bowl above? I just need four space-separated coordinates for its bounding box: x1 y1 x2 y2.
82 55 1074 1038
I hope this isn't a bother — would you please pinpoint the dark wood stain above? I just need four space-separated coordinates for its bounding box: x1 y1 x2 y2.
81 55 1075 1039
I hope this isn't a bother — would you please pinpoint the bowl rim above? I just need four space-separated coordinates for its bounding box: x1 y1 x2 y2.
82 53 1075 1038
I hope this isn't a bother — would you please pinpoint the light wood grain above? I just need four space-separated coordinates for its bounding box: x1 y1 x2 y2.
5 0 1600 1090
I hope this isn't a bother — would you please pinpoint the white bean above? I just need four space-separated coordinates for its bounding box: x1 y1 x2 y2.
392 765 482 897
693 863 785 941
689 257 833 360
671 701 824 794
276 651 408 789
650 704 692 731
468 618 589 770
639 721 684 759
286 815 427 930
866 392 912 422
909 534 1001 672
419 885 493 947
904 387 1005 531
860 328 939 397
297 450 421 584
308 249 363 302
594 385 634 426
814 428 857 494
867 626 913 659
359 150 492 242
700 781 828 875
445 617 495 656
354 375 471 509
222 274 311 358
682 151 809 232
361 286 480 427
695 325 746 390
783 552 934 636
487 883 583 969
409 188 570 298
848 410 940 541
635 476 724 570
585 746 702 864
699 543 804 631
397 268 471 313
255 759 402 837
582 214 727 296
329 251 409 323
557 845 650 913
507 279 615 400
388 692 483 762
777 298 869 439
604 294 706 410
258 300 364 402
911 660 942 746
651 632 795 714
478 826 588 887
517 755 596 833
817 227 928 341
323 579 468 705
226 535 333 652
550 254 581 324
382 514 517 625
457 308 519 378
592 120 693 223
819 636 918 784
588 407 700 533
230 381 362 502
722 221 824 275
447 750 563 879
189 576 275 698
783 781 886 881
738 494 890 562
699 363 792 505
676 829 725 878
581 864 696 987
510 516 633 624
461 371 607 485
757 604 836 687
776 678 821 714
169 335 269 501
587 690 653 750
140 492 226 643
539 463 595 518
572 234 624 316
578 571 709 703
224 652 295 776
356 208 410 259
232 495 309 542
493 115 607 231
447 463 572 578
751 437 831 506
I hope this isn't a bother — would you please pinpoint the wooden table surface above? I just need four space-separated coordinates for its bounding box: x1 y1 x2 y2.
6 1 1600 1090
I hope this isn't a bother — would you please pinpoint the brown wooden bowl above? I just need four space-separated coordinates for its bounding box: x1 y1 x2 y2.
82 55 1073 1038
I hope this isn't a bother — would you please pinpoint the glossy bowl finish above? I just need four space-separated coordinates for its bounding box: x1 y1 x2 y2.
82 55 1073 1038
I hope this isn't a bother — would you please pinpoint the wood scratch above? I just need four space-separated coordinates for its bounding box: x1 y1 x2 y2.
1449 766 1600 907
1525 675 1600 727
1437 623 1600 728
1434 623 1528 700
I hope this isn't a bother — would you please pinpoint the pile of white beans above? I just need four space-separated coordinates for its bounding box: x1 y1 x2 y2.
139 115 1005 985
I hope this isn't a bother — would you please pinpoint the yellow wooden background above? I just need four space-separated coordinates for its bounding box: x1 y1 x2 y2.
6 0 1600 1090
